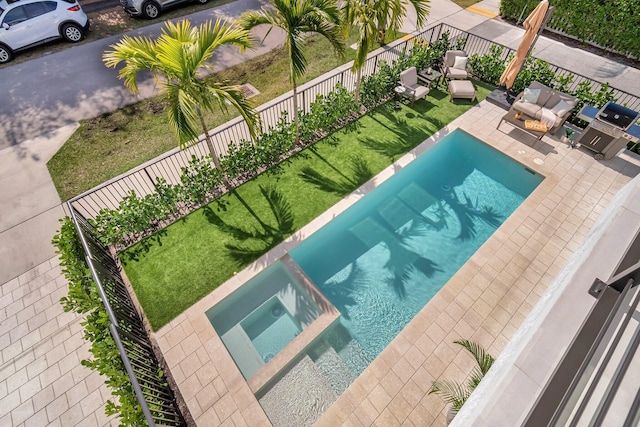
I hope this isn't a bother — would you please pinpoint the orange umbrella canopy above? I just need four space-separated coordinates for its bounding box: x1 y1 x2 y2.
499 0 550 89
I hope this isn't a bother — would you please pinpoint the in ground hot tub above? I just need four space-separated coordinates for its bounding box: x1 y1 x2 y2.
206 260 323 379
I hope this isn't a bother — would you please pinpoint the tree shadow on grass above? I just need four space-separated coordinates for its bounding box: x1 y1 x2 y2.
299 155 373 196
120 229 167 264
203 184 295 265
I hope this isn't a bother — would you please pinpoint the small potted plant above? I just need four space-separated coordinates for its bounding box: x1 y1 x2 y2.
562 127 574 145
429 339 494 424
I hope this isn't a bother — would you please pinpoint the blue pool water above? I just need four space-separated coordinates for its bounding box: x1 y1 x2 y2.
289 129 542 361
241 298 301 363
207 262 322 379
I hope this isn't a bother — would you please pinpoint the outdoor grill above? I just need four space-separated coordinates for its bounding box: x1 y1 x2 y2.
596 102 640 131
576 102 640 160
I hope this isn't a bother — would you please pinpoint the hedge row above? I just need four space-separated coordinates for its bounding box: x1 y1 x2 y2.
500 0 640 58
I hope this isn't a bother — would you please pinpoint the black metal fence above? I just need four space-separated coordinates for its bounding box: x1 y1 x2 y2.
64 22 640 425
68 207 187 427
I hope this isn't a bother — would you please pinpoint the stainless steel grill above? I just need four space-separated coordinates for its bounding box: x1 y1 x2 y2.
597 102 640 131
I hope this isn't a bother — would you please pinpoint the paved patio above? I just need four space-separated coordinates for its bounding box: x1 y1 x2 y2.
153 99 640 426
0 257 115 426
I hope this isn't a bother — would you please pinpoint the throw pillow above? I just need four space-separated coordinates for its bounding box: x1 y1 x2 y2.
551 99 573 117
453 56 468 70
521 88 541 104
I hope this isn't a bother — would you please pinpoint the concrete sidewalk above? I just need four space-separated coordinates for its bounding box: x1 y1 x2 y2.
1 0 639 425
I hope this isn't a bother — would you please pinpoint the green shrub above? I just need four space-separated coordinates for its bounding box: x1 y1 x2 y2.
52 218 148 426
500 0 640 58
180 155 223 205
468 45 507 85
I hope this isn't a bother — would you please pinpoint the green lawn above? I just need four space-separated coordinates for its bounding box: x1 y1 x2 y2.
452 0 482 8
121 83 492 331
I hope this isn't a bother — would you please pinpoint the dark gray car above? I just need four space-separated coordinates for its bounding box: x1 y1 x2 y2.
120 0 208 19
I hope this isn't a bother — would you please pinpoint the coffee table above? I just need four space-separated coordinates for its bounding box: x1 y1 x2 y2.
417 70 442 88
497 109 546 140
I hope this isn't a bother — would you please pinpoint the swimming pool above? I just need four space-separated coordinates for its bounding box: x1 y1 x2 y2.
209 129 543 425
289 129 543 361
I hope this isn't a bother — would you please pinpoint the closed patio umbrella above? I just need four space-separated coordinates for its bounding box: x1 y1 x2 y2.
499 0 553 90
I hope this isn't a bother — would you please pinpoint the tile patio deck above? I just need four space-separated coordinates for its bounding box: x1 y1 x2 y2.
154 100 640 426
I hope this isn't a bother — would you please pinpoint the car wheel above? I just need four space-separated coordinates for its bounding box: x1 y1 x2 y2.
62 23 84 43
196 0 208 4
0 44 14 64
142 1 160 19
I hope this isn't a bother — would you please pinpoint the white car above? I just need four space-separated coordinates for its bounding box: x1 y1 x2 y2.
0 0 89 64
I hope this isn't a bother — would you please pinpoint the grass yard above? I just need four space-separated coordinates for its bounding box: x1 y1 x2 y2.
47 31 398 201
452 0 482 8
120 83 492 330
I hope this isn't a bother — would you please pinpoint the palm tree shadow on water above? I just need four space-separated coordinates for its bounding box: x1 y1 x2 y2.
202 184 295 265
431 186 503 241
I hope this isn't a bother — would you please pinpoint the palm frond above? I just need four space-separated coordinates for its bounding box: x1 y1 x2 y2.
408 0 430 28
428 379 469 414
103 35 160 93
205 83 260 140
165 84 201 147
454 339 495 376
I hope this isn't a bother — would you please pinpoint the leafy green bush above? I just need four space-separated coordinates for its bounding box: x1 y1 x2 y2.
511 57 556 94
222 111 295 179
500 0 640 58
52 218 147 426
467 45 507 85
301 84 360 136
180 155 223 205
91 191 173 247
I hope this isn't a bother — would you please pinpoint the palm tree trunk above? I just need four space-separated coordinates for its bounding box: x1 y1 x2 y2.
198 109 222 171
198 108 231 188
377 26 386 45
292 80 300 145
355 68 362 104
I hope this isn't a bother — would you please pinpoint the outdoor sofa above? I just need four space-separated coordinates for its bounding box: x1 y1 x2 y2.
498 81 577 138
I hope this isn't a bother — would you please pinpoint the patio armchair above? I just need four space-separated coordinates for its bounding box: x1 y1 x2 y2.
399 67 430 104
443 50 469 80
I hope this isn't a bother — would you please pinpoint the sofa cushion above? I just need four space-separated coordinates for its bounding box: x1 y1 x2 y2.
544 93 563 109
513 100 542 118
527 81 553 106
521 88 541 103
447 67 468 79
551 99 573 117
453 56 468 69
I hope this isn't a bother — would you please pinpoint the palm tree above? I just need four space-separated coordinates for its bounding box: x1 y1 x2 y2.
102 20 260 172
373 0 430 45
238 0 345 143
342 0 430 101
341 0 377 103
429 339 495 419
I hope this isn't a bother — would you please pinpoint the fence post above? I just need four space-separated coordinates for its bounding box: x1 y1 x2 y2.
143 167 157 190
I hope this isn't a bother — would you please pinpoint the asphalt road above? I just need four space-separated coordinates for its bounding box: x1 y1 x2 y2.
0 0 282 149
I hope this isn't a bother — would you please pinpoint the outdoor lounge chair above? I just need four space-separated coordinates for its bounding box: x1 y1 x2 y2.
399 67 430 104
443 50 469 80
